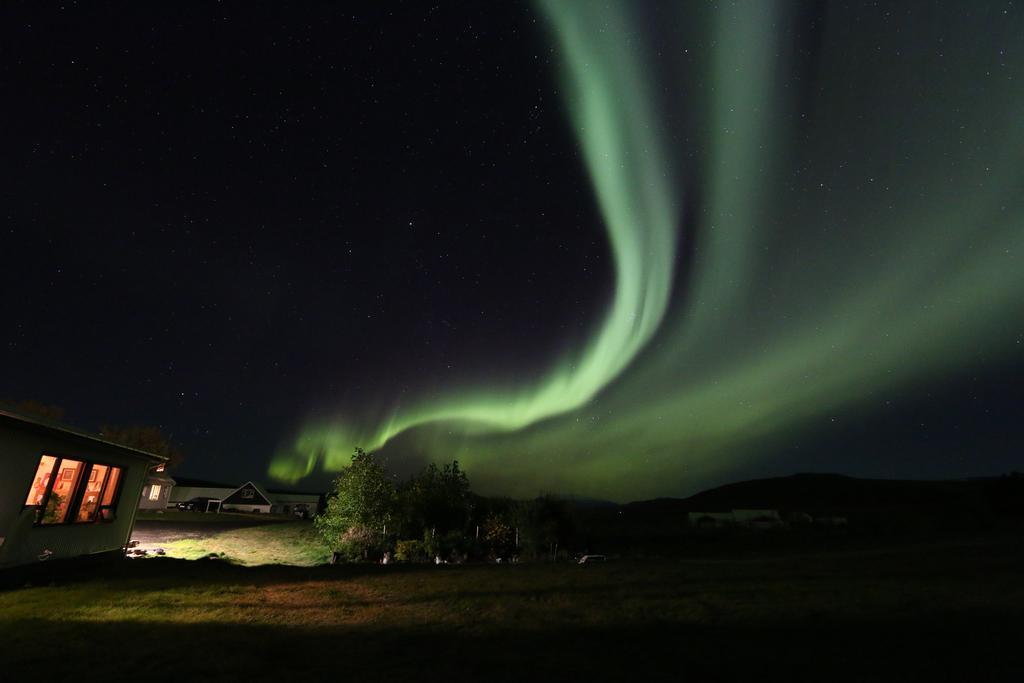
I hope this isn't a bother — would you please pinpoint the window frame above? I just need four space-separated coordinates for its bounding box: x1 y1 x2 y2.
22 452 127 527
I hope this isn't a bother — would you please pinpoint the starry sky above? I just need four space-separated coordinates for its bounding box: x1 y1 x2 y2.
2 2 1022 500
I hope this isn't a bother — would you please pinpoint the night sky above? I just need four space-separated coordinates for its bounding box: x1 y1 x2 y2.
2 2 1021 500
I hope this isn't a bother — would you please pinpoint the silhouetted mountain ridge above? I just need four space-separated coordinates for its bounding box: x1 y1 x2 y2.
620 472 1024 517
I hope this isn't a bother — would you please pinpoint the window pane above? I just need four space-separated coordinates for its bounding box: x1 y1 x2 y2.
99 467 123 521
102 467 121 506
24 455 57 506
75 464 109 522
148 484 162 501
42 459 84 524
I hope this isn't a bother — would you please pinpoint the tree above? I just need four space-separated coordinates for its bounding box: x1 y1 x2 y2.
99 424 186 471
2 399 65 423
482 512 515 558
315 448 396 560
514 495 576 561
398 460 473 538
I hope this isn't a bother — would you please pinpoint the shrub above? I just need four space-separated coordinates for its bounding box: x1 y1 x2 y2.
394 539 427 562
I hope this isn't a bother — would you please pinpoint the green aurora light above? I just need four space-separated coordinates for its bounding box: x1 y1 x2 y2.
271 1 1024 499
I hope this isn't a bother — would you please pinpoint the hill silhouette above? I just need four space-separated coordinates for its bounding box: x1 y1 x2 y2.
571 473 1024 555
619 472 1024 516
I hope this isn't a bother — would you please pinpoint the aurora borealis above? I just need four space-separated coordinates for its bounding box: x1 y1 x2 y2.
269 1 1024 498
269 0 679 482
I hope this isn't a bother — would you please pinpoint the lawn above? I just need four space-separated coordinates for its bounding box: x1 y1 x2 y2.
135 509 297 523
2 535 1022 681
156 521 331 566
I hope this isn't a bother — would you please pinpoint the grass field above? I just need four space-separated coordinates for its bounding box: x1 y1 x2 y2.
2 535 1022 681
135 509 298 523
156 521 331 566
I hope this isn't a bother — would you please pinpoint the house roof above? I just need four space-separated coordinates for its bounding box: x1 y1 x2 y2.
0 409 167 463
222 480 274 506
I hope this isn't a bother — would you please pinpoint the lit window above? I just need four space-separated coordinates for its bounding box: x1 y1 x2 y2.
76 464 109 522
99 467 122 521
42 459 85 524
24 455 58 506
23 455 124 525
149 484 162 501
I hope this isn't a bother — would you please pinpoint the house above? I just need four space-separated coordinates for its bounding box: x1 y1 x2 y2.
687 509 784 530
217 481 323 516
138 463 175 511
265 488 322 517
220 481 275 514
0 410 167 569
688 511 735 529
169 478 321 516
733 509 784 529
167 477 236 511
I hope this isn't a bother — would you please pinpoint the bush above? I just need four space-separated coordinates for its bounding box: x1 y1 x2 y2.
329 525 380 562
394 539 427 563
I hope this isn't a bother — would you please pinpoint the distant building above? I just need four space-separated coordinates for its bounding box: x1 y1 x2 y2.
784 511 814 525
688 511 735 529
168 477 235 511
221 481 275 514
170 479 322 516
688 509 783 529
733 509 784 529
138 463 175 511
0 410 166 569
265 487 321 517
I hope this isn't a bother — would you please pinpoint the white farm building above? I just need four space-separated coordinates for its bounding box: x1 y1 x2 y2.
169 478 321 516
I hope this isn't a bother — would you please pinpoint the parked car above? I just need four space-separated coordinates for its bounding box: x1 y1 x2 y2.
176 497 216 512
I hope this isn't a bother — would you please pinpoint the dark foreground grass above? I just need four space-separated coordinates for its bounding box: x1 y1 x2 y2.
2 536 1023 682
